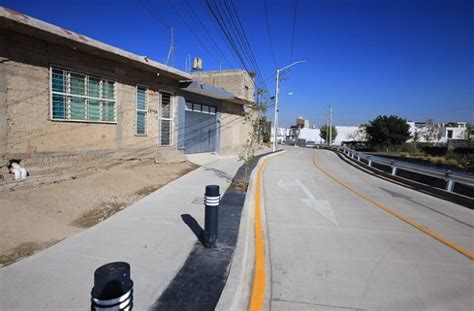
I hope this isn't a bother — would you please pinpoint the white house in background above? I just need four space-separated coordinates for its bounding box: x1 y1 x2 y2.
296 126 364 145
298 128 322 143
270 127 290 143
440 122 467 141
334 126 363 144
407 121 467 143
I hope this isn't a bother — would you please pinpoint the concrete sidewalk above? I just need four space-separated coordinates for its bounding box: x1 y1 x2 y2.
0 156 242 310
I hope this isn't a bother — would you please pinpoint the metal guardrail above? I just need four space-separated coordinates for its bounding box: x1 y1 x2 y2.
333 146 474 193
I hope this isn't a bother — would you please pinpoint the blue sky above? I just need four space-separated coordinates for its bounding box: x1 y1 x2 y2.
3 0 473 127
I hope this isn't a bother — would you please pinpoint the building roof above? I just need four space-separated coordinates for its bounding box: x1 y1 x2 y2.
180 81 236 100
192 69 255 77
179 81 253 105
0 6 191 81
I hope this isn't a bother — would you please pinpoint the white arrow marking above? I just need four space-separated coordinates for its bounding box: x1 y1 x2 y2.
277 179 300 191
277 179 339 227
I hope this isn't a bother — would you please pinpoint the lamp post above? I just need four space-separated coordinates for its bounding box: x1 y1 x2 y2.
272 60 306 152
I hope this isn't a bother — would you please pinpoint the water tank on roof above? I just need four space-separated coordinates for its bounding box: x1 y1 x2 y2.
193 57 202 71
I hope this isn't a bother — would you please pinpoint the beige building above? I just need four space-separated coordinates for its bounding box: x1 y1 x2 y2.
192 70 255 103
0 7 254 176
191 70 255 155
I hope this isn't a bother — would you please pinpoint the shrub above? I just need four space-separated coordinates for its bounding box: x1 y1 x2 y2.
445 151 474 172
263 132 270 144
419 145 447 156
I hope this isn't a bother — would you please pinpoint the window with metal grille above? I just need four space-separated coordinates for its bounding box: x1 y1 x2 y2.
159 92 173 145
136 86 147 135
50 67 116 122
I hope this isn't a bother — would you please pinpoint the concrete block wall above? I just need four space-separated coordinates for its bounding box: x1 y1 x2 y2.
192 70 255 102
1 30 180 161
219 102 253 156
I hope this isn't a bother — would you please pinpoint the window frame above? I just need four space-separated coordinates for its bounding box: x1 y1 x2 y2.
49 66 117 124
447 130 453 139
135 85 148 136
158 91 174 146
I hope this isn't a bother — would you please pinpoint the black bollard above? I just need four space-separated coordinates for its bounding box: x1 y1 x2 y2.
91 262 133 311
204 185 220 248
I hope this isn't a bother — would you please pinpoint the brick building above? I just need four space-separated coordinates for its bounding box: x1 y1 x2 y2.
0 7 254 177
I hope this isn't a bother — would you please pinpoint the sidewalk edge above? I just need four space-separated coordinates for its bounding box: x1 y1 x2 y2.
216 150 285 311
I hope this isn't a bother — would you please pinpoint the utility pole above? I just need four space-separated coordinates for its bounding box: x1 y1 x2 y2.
326 117 329 145
273 69 280 152
272 60 306 152
329 104 333 146
166 27 174 66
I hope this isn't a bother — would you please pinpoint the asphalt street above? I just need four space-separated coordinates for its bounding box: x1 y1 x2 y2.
263 147 473 311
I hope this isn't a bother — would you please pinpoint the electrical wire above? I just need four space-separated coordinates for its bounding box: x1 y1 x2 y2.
136 0 171 29
290 0 298 62
182 0 237 67
263 0 277 69
166 0 223 64
204 0 271 101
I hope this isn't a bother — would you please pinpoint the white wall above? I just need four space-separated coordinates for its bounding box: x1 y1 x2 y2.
298 128 322 143
334 126 361 144
296 126 363 144
407 121 467 143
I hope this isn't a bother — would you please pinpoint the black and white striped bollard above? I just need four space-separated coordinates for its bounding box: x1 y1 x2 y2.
91 262 133 311
204 185 220 248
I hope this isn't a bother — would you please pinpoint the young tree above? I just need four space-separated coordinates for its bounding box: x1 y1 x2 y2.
239 95 268 181
346 124 368 142
366 115 411 149
319 124 338 144
423 119 440 143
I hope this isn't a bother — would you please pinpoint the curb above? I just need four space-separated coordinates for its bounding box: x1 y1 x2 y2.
216 150 285 311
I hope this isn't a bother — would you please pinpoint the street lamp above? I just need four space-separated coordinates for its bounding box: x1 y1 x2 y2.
272 60 306 152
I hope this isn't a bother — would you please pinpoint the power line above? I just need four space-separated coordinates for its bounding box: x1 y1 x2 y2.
205 0 271 98
204 1 248 69
136 0 171 29
181 0 236 67
290 0 298 62
167 0 223 64
263 0 277 69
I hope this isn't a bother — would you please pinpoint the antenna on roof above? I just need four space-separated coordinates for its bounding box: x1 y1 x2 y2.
166 27 174 66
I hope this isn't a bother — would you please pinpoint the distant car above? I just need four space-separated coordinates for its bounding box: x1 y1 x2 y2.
297 139 306 147
305 141 315 148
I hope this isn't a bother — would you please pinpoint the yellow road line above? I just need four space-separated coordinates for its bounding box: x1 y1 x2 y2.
249 150 286 311
312 151 474 261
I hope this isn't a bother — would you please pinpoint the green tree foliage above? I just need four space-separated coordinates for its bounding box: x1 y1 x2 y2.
466 124 473 141
366 115 411 148
319 124 338 143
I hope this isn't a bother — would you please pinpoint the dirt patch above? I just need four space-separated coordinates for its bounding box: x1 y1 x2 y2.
135 184 164 197
71 202 127 228
0 240 59 268
0 159 199 267
229 180 249 192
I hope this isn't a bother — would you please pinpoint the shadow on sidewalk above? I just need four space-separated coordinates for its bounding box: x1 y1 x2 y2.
181 214 205 245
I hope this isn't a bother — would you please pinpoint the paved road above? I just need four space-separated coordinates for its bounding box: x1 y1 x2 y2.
263 147 473 311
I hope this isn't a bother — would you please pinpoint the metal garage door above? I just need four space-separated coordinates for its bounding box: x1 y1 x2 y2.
184 102 217 154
